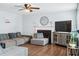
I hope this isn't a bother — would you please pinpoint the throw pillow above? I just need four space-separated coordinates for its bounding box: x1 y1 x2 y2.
8 33 17 39
37 33 44 38
16 32 22 37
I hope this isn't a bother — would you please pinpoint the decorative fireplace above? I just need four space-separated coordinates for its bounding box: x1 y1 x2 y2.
37 30 51 44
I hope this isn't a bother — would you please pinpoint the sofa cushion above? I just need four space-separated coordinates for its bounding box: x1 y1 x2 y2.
31 38 48 45
8 33 17 39
37 33 44 38
0 39 16 48
0 34 3 40
3 34 9 40
0 34 9 41
13 38 25 45
16 32 21 37
22 37 30 43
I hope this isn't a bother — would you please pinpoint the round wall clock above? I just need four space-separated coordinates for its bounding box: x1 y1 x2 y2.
40 16 49 26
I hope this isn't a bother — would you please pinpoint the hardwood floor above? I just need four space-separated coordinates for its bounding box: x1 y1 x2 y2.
21 44 67 56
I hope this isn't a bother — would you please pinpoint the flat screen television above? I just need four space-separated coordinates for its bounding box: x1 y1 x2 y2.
55 20 71 32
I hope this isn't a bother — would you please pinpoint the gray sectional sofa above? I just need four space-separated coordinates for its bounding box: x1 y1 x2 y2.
0 32 30 48
0 34 16 48
0 32 29 56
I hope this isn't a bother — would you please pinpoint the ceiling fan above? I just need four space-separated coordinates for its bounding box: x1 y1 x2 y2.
16 4 40 12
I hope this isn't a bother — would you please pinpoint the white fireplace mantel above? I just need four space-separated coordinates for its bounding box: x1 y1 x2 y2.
33 26 54 33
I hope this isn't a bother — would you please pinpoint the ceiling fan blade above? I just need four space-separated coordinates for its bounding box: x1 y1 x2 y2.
18 9 24 11
14 4 23 8
18 7 26 11
15 5 22 7
30 7 40 9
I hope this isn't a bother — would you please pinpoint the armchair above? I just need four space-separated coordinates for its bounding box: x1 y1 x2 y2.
31 33 48 45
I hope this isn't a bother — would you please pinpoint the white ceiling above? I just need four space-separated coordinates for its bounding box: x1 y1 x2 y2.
0 3 77 14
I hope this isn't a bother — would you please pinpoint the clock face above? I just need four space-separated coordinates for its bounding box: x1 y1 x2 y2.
40 16 49 26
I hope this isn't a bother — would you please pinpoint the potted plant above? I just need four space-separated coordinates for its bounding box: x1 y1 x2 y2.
69 31 78 48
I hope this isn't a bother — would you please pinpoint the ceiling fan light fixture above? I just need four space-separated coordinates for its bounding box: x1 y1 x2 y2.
16 3 40 12
25 9 30 12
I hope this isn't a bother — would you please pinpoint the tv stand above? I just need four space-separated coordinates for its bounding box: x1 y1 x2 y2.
53 32 70 46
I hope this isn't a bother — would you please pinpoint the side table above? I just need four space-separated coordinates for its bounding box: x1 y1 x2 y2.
67 46 79 56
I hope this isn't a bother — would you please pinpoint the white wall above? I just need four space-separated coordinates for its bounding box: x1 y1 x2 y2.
77 4 79 30
0 10 23 34
22 10 76 35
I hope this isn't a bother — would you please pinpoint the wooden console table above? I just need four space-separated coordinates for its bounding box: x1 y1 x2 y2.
53 32 70 46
